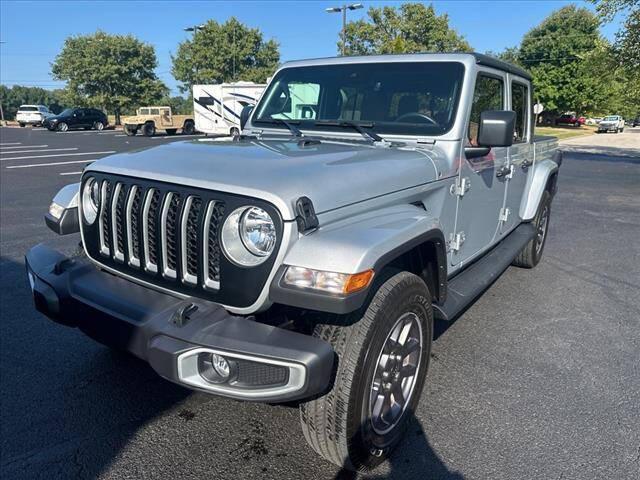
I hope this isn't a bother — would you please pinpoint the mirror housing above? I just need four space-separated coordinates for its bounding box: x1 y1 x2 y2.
240 105 254 130
465 110 516 159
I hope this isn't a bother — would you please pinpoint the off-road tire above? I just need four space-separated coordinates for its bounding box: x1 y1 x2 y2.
182 120 195 135
166 128 177 136
513 190 552 268
299 271 433 471
142 122 156 137
19 123 25 128
124 125 137 136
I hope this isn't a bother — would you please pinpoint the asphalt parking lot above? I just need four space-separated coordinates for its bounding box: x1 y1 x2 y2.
1 126 639 480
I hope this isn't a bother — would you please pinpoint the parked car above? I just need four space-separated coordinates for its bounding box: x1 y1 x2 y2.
16 105 52 127
633 116 640 127
122 106 195 136
27 53 561 472
597 115 625 133
555 113 585 127
43 108 108 132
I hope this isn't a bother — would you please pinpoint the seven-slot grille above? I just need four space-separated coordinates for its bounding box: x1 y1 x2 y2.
95 179 224 290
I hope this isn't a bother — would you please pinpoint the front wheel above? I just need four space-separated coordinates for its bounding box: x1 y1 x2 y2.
300 271 433 471
124 125 137 136
93 121 104 131
57 122 69 132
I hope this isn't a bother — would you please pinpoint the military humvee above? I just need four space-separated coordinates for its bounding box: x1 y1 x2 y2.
122 106 195 137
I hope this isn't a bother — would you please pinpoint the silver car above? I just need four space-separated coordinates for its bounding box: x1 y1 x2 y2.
28 52 560 471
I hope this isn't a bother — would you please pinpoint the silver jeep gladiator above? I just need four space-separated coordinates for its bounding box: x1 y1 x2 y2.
27 53 560 471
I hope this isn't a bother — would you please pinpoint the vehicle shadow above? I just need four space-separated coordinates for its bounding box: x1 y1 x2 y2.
0 255 192 479
331 412 464 480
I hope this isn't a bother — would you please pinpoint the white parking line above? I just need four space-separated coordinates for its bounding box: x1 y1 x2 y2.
6 159 97 169
0 142 22 146
0 144 49 150
0 151 115 161
59 171 83 176
0 147 78 155
115 134 127 137
152 134 203 140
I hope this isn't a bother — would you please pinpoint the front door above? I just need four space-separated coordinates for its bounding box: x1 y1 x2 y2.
451 70 509 267
502 79 532 234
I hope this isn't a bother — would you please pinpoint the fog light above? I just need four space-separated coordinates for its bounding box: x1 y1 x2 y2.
197 353 234 384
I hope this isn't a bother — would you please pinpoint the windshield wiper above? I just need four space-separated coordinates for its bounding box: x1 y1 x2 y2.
314 120 385 143
267 118 304 137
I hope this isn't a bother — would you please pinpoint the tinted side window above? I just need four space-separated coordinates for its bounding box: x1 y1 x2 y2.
511 82 529 143
468 74 504 145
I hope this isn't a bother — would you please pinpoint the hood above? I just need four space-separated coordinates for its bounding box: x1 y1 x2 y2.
85 138 442 220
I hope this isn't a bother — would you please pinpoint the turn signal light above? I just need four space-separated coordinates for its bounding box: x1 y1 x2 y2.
283 266 374 295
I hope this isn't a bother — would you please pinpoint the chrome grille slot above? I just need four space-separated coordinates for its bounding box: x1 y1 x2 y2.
203 200 224 290
125 185 141 267
160 192 179 279
111 182 125 262
98 180 112 256
143 188 160 273
181 196 202 285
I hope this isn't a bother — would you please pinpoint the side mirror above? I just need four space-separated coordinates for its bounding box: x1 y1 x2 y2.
465 110 516 159
240 105 254 130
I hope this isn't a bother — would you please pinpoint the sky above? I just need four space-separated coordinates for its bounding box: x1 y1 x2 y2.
0 0 626 95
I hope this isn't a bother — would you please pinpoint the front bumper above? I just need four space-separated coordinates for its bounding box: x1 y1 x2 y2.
25 243 335 402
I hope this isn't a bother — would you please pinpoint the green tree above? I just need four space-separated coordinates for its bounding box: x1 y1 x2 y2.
590 0 639 20
518 5 610 114
51 30 168 124
163 95 192 115
342 3 472 55
171 17 280 93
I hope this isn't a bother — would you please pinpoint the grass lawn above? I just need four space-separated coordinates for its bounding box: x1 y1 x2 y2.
535 125 596 141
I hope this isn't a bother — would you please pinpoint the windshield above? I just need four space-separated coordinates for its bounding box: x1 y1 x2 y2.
253 62 465 137
603 116 619 121
19 106 38 112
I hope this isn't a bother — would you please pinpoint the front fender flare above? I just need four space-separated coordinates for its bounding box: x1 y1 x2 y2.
270 204 447 314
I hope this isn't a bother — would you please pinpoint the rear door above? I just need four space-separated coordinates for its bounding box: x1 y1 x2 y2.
451 70 509 266
502 78 532 234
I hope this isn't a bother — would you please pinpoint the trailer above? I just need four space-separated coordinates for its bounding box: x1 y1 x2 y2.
193 82 266 136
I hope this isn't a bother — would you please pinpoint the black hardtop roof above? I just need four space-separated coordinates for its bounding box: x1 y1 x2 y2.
471 53 532 81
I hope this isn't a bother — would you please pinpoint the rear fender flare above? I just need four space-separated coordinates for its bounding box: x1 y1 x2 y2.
520 155 560 221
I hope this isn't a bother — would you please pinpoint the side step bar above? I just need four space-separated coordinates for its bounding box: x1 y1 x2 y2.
434 223 536 321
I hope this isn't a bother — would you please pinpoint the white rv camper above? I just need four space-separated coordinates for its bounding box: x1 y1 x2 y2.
193 82 266 135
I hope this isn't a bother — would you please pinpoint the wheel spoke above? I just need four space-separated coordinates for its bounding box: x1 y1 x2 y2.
399 363 417 379
391 382 405 406
400 337 420 358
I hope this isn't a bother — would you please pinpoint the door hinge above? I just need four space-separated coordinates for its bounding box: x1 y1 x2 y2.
450 177 470 197
499 207 510 223
496 165 514 179
448 231 466 253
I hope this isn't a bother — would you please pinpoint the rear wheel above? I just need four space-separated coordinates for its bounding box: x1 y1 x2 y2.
574 121 580 127
300 271 433 471
57 122 69 132
513 190 552 268
182 120 195 135
19 123 25 128
165 128 177 136
142 122 156 137
230 127 240 137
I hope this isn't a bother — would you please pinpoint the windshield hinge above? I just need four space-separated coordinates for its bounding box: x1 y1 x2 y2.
499 207 511 223
449 177 470 197
295 197 319 234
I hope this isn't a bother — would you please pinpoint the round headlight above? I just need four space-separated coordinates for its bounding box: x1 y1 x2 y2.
82 177 100 224
221 206 277 267
240 207 276 257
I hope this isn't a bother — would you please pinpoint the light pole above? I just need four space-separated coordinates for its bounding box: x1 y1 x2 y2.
184 24 205 89
325 3 363 56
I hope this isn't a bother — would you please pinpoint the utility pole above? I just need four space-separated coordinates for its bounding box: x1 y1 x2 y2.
325 4 363 56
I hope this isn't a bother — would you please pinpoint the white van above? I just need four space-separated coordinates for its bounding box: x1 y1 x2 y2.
193 82 265 135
